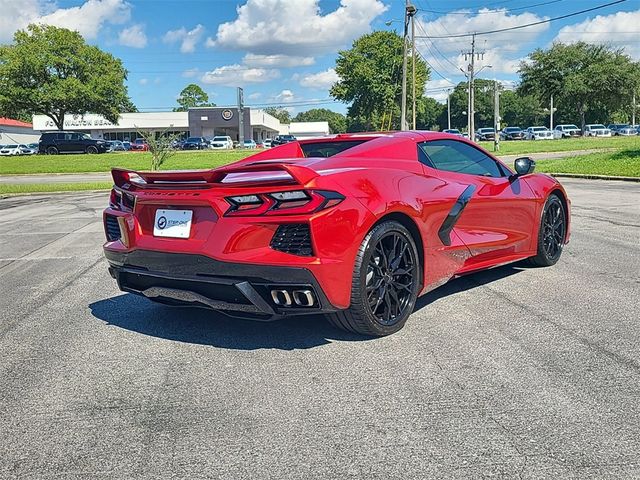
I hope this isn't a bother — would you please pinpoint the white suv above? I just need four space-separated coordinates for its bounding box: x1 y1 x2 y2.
584 124 611 137
210 136 233 149
553 124 581 139
525 126 553 140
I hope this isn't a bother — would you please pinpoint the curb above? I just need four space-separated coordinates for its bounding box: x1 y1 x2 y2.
0 189 110 199
547 173 640 182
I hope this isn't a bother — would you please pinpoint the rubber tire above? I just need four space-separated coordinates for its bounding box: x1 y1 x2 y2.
326 221 421 336
86 146 98 154
46 146 58 155
527 194 566 267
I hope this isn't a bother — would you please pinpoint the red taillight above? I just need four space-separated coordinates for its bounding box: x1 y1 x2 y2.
225 190 344 216
108 188 135 212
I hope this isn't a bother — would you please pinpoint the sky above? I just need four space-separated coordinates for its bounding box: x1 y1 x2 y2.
0 0 638 114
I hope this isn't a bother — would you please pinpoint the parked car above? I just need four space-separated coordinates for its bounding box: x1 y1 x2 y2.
182 137 209 150
19 144 38 155
243 139 257 149
38 131 109 155
122 141 132 151
583 124 611 137
475 128 495 141
499 127 525 141
272 134 296 146
130 138 149 151
108 140 126 152
263 139 273 148
0 144 22 156
525 126 553 140
171 139 185 150
553 124 581 139
442 129 464 137
608 124 636 136
210 136 233 149
102 131 570 336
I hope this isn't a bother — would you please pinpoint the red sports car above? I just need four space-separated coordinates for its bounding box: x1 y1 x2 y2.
103 131 570 336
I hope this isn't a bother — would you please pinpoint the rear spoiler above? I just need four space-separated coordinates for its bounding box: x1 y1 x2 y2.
111 162 320 189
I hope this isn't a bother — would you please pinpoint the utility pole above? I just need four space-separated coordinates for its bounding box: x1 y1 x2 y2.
494 80 500 152
237 87 244 146
550 94 554 131
411 11 416 130
400 1 416 131
447 90 451 130
633 93 636 127
462 34 483 141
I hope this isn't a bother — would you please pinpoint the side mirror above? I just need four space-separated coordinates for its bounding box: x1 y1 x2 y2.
514 157 535 175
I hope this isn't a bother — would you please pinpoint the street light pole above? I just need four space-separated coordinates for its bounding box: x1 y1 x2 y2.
494 79 500 152
633 93 636 127
447 90 451 130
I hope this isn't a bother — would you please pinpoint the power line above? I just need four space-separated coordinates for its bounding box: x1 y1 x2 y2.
415 0 627 39
421 0 565 15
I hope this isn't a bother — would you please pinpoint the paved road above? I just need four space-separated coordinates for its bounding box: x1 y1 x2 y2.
0 149 612 185
1 179 639 479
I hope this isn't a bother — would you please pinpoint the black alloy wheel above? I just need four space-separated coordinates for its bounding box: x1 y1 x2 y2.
46 146 58 155
327 221 420 336
86 146 98 154
528 194 566 267
365 231 417 326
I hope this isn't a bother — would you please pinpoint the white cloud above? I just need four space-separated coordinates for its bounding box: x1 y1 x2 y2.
119 24 147 48
182 68 200 78
425 79 455 103
243 53 315 67
200 64 280 86
298 68 339 89
555 9 640 59
139 78 149 85
213 0 387 56
163 24 205 53
247 92 262 100
274 89 296 103
0 0 130 42
416 9 550 77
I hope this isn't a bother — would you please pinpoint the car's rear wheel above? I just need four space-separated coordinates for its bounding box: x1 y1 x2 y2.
86 146 98 154
327 221 420 336
46 146 58 155
528 194 566 267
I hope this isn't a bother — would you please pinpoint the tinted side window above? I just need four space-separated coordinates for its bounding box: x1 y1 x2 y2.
418 139 505 178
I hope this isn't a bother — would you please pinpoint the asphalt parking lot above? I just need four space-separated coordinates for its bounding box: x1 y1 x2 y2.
1 178 639 479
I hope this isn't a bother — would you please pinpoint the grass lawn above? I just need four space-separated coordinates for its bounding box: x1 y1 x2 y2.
0 149 254 175
479 135 639 155
536 148 640 177
2 137 638 175
0 182 112 195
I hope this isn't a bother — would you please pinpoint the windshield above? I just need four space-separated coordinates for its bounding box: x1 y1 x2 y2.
5 145 18 148
532 127 548 131
186 137 200 142
505 128 521 132
565 125 579 129
479 128 494 133
444 129 460 134
81 133 92 140
213 136 228 141
590 125 606 129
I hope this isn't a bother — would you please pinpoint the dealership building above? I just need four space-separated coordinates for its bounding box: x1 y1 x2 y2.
32 107 329 142
0 117 41 144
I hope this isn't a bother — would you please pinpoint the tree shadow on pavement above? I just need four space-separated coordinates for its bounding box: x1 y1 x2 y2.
89 264 526 351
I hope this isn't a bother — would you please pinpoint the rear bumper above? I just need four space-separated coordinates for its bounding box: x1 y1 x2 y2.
104 249 339 320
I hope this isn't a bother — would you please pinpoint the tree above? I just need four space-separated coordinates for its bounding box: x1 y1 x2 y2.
500 90 546 128
331 31 429 130
293 108 346 133
439 80 494 131
519 42 640 130
136 128 181 171
173 84 214 111
416 96 445 130
264 107 291 124
0 24 134 130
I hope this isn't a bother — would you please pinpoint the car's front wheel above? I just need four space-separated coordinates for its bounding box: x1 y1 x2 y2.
528 194 566 267
46 146 58 155
327 221 420 336
86 146 98 154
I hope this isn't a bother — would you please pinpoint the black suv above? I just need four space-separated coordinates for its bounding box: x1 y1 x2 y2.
39 131 109 155
181 137 209 150
272 134 296 146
